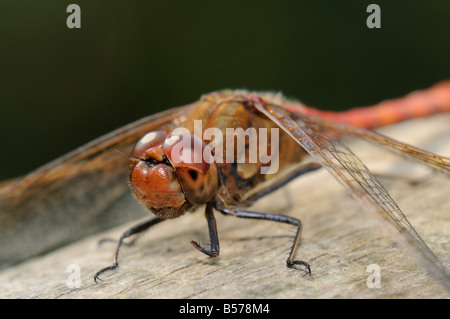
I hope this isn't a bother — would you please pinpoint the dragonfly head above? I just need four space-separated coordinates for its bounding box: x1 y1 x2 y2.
128 131 218 218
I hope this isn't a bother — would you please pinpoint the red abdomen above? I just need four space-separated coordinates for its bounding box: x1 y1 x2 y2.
289 81 450 129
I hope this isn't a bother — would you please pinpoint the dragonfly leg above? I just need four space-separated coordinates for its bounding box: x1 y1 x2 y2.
244 162 321 203
97 234 139 247
214 203 311 275
191 202 220 257
94 217 163 283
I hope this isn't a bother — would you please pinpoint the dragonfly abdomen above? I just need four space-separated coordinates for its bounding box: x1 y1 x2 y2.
289 81 450 129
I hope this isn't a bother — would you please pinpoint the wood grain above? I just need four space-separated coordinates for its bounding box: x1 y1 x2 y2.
0 114 449 298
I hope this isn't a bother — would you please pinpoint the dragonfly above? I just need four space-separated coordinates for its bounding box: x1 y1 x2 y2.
0 82 449 289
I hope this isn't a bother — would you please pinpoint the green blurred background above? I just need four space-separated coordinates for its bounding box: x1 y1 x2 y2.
0 0 449 180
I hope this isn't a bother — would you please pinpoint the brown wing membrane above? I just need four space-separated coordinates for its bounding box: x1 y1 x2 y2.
0 104 194 269
253 99 450 291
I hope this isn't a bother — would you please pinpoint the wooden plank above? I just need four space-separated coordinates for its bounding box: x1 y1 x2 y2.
0 114 449 298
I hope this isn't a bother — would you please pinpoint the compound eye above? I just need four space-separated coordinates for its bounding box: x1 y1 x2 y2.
163 134 218 205
133 131 168 158
163 134 215 170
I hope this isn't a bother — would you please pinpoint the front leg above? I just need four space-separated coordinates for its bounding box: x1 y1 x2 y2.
214 203 311 275
94 217 163 283
191 202 220 257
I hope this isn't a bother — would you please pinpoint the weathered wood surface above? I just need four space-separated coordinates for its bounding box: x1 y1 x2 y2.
0 114 449 299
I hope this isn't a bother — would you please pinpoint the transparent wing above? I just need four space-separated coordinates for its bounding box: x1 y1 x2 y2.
301 115 450 174
253 99 450 291
0 104 194 268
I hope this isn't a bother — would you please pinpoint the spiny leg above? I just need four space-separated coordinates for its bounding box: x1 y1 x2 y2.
214 203 311 275
94 217 163 283
191 202 220 257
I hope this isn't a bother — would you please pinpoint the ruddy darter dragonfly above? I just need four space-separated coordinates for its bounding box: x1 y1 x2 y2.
0 82 449 289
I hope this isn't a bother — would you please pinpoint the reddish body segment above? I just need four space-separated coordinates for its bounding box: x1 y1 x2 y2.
292 81 450 128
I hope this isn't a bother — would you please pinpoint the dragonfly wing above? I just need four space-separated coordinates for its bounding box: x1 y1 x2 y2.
253 99 450 291
0 104 194 269
300 115 450 174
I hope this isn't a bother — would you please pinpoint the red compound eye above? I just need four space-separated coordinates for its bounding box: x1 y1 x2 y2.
132 130 167 158
163 134 218 205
